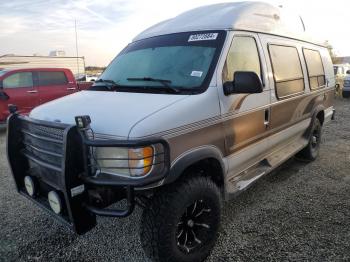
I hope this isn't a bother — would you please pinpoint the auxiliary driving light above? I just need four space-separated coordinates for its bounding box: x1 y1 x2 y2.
48 191 62 214
24 176 36 197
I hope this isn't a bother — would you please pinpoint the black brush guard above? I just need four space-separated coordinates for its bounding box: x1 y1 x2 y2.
6 113 170 234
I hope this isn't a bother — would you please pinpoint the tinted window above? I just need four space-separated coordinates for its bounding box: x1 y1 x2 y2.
303 49 325 90
3 72 33 88
38 71 68 86
223 36 261 83
269 45 304 98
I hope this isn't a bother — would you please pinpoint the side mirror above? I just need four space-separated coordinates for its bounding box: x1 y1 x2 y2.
224 71 263 95
346 70 350 74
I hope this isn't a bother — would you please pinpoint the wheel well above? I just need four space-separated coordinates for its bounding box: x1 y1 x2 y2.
316 110 324 125
179 158 224 188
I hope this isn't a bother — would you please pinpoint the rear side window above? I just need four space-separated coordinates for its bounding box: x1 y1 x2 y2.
38 71 68 86
3 72 33 89
269 45 304 99
303 48 325 90
222 36 261 83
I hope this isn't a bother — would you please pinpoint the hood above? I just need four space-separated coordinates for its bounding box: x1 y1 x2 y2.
30 91 188 138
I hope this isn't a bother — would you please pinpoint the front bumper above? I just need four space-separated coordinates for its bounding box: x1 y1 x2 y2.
6 114 170 234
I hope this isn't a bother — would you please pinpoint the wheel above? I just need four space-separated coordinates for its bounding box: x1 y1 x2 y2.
140 176 221 262
297 118 322 161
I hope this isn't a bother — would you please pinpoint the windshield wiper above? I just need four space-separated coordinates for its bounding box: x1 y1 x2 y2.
126 77 180 93
90 78 120 91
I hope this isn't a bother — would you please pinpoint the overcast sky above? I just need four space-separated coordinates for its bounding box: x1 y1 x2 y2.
0 0 349 66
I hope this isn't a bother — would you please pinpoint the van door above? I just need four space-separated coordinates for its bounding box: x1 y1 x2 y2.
34 71 70 105
1 71 39 115
217 32 271 180
261 37 310 155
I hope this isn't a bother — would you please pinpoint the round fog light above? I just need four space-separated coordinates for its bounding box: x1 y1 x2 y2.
48 191 62 214
24 176 36 196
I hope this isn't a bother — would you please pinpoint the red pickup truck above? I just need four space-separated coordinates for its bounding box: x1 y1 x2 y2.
0 68 92 126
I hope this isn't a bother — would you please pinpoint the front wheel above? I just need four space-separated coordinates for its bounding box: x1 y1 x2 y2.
140 176 221 262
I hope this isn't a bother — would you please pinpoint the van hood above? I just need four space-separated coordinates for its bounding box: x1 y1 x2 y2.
30 91 189 138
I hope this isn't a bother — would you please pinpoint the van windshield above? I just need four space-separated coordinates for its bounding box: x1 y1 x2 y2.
92 31 226 94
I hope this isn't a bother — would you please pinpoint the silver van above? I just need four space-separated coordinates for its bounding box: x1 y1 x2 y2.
6 2 335 261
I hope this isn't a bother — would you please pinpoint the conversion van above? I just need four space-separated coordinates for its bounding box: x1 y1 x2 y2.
6 2 335 261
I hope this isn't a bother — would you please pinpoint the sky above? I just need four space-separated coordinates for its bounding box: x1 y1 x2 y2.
0 0 349 66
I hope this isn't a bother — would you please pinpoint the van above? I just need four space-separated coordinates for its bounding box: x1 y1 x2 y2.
6 2 335 261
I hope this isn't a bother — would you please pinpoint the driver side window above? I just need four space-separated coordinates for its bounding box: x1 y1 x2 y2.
222 36 261 83
3 72 33 89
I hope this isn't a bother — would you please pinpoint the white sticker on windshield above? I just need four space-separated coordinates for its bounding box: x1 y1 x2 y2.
188 33 218 42
191 71 203 77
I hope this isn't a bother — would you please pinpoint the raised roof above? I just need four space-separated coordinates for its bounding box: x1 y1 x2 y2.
133 1 320 45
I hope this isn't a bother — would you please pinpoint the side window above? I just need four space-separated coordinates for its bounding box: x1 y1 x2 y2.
303 48 325 90
269 45 304 99
222 36 261 83
38 71 68 86
3 72 33 89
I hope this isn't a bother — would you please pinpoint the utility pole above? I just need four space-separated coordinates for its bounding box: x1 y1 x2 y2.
75 19 80 79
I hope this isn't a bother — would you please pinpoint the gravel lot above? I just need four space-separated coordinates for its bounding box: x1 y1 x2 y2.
0 98 349 262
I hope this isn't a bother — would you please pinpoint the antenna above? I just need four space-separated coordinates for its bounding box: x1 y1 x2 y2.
299 16 306 32
75 19 80 79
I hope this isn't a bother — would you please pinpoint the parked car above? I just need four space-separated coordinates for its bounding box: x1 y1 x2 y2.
342 70 350 98
0 68 92 127
6 2 335 262
333 63 350 96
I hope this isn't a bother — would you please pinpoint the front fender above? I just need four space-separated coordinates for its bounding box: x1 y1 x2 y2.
164 145 227 184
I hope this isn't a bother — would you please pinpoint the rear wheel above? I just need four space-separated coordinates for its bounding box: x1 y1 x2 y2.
140 176 221 262
297 118 322 161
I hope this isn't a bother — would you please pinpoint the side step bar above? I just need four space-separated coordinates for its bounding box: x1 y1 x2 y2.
227 137 308 198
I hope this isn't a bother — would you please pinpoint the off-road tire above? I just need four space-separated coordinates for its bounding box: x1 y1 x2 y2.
297 118 322 161
140 176 221 262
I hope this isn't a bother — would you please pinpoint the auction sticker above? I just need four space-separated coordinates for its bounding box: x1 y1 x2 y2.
188 33 218 42
191 71 203 77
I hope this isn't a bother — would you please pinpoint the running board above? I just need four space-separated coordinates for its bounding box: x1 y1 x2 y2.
226 137 308 199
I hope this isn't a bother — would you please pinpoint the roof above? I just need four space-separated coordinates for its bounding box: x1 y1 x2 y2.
133 1 321 45
0 55 84 59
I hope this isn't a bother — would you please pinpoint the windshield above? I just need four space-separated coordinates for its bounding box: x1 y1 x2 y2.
93 31 226 94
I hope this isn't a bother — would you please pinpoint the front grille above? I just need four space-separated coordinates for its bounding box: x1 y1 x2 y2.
21 120 65 168
18 118 69 187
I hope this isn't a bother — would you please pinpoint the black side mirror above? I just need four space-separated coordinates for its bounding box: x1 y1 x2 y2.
224 71 263 95
346 70 350 74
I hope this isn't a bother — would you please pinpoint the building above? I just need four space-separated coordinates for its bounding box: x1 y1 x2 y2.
333 56 350 64
0 54 85 78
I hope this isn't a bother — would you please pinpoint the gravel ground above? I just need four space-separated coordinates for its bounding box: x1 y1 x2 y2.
0 98 349 262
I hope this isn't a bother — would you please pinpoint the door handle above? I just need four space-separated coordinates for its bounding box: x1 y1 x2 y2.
27 90 38 93
264 108 270 127
67 87 76 90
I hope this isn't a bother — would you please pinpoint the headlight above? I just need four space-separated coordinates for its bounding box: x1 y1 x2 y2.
93 146 154 177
